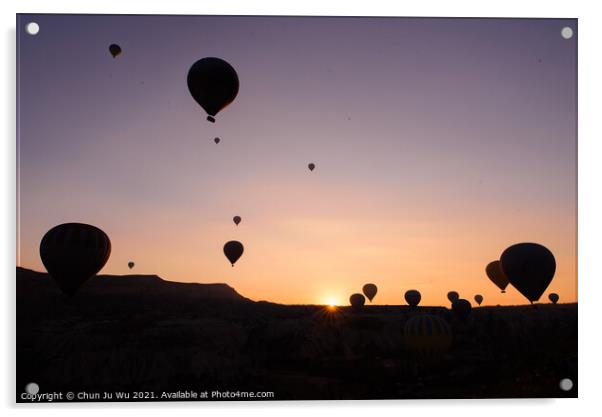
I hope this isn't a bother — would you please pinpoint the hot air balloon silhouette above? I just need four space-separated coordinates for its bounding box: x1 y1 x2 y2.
404 314 452 355
486 260 510 293
548 293 559 304
452 299 472 320
39 223 111 296
447 291 459 304
362 283 377 302
214 137 221 144
128 261 135 270
404 289 421 307
187 57 239 123
474 294 483 306
233 216 241 226
223 240 244 266
109 44 121 58
349 293 365 310
500 243 556 303
308 163 315 171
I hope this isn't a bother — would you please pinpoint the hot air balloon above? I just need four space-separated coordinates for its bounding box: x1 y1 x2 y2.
214 137 220 144
404 290 421 307
308 163 315 171
447 291 459 304
548 293 559 304
128 261 135 269
349 293 365 310
500 243 556 303
109 44 121 58
474 294 483 306
233 216 241 226
404 314 452 355
187 57 239 123
223 240 244 266
362 283 377 302
39 223 111 296
486 260 510 293
452 299 472 320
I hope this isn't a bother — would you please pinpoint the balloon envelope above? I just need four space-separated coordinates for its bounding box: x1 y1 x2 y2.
214 137 220 144
187 57 239 121
362 283 377 302
404 314 453 354
486 260 510 292
474 294 483 305
452 299 472 319
308 163 315 171
233 216 241 226
548 293 559 304
109 44 121 58
128 261 135 269
500 243 556 303
447 291 459 303
349 293 366 310
404 289 421 307
223 240 244 266
40 223 111 296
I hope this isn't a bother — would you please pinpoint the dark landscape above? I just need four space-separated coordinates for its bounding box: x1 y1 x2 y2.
16 267 577 401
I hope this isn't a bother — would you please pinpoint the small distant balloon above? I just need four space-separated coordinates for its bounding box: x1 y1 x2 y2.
474 294 483 306
404 289 421 307
128 261 135 269
362 283 377 302
187 57 239 123
233 216 241 226
548 293 559 304
109 44 122 58
223 240 244 266
486 260 510 293
349 293 365 310
308 163 315 172
452 299 472 319
447 291 459 304
40 223 111 296
500 243 556 303
214 137 220 144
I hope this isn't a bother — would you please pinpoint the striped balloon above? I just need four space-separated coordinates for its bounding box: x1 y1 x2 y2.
404 314 453 355
39 223 111 296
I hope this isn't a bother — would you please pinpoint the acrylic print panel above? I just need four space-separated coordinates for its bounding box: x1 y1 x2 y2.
16 14 577 402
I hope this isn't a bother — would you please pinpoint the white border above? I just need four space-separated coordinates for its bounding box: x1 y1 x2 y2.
3 1 601 416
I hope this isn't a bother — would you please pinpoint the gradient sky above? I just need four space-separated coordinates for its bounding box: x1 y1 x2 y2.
17 15 577 306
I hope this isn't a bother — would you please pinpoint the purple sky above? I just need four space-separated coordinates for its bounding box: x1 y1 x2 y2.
17 15 577 305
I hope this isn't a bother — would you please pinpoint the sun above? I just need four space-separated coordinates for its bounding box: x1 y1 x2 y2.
324 298 339 309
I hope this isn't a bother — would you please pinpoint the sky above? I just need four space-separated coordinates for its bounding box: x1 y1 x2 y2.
16 15 577 306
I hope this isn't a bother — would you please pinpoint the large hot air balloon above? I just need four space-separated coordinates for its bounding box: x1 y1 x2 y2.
404 289 421 307
349 293 365 310
187 57 239 123
308 163 315 172
404 314 452 355
447 291 459 304
233 216 241 226
223 240 244 266
214 137 220 144
109 44 121 58
39 223 111 296
500 243 556 303
362 283 377 302
486 260 510 293
548 293 559 304
474 294 483 306
452 299 472 319
128 261 135 270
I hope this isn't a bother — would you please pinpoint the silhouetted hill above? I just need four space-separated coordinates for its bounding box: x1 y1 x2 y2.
16 267 577 400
